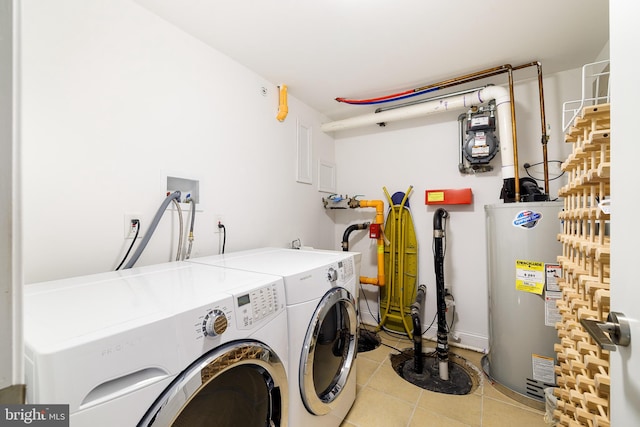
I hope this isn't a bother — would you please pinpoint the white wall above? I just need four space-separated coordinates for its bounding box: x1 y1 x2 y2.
20 0 336 283
334 69 581 351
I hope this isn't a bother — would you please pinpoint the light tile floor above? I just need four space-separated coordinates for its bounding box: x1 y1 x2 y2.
341 330 549 427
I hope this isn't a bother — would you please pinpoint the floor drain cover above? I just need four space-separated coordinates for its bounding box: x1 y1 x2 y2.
391 349 480 395
358 329 381 353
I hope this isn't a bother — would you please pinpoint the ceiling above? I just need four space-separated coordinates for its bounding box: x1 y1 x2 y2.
134 0 609 121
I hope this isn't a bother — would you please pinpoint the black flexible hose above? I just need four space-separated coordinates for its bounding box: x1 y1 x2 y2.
433 208 449 366
116 220 140 270
411 284 427 373
219 223 226 254
341 222 370 251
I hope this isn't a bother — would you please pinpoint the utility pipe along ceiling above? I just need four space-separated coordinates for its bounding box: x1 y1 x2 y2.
322 62 550 201
133 0 609 120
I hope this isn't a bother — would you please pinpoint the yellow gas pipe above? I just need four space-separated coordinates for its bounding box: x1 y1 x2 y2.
355 199 385 287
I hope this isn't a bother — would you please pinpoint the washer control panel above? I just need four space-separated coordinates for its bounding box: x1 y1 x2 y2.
234 281 283 330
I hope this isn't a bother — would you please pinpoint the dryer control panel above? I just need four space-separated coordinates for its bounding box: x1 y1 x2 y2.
329 256 355 286
233 281 284 330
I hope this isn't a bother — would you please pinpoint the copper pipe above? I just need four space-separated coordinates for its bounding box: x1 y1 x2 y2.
507 67 520 201
428 62 552 202
416 63 522 201
375 69 512 114
511 62 538 71
335 61 552 202
541 144 549 195
513 61 550 196
426 61 551 202
432 69 511 92
537 62 550 195
413 64 511 93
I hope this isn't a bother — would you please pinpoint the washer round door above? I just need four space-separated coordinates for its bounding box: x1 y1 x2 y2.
138 341 288 427
299 287 357 415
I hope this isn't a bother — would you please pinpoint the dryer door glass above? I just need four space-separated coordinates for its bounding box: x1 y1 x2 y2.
138 342 288 427
173 364 272 426
300 287 357 415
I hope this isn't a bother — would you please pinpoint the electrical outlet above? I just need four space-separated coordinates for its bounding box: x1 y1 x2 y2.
124 213 145 239
214 215 225 233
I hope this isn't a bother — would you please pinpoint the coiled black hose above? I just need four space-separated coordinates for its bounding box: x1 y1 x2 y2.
433 208 449 374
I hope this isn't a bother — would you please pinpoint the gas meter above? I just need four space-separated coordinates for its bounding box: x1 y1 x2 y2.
460 102 499 171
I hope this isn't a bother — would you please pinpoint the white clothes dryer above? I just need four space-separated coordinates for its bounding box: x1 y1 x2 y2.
187 247 359 427
24 261 289 427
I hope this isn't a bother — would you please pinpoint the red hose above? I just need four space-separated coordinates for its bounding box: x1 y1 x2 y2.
335 88 415 104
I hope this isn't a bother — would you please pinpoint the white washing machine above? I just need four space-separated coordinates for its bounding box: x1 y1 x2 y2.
187 247 359 427
23 261 289 427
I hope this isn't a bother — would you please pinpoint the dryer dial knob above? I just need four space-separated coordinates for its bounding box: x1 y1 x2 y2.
203 310 228 337
327 267 338 282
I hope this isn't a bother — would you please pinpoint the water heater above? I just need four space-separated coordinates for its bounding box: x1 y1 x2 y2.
482 201 562 409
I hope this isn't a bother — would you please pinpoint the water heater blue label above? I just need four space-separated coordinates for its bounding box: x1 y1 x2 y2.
513 210 543 229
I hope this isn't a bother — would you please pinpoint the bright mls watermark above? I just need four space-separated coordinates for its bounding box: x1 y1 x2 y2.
0 405 69 426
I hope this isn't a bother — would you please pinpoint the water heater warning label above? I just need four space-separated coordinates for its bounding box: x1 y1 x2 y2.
515 260 545 295
532 354 556 384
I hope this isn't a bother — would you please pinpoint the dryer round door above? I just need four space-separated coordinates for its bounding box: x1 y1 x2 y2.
299 287 357 415
138 341 288 427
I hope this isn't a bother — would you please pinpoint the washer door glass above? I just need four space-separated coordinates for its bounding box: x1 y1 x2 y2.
300 287 357 415
138 341 288 427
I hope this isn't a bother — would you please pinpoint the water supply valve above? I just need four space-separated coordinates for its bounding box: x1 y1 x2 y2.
322 194 349 209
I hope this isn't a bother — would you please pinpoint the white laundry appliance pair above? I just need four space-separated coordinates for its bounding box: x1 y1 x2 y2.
23 261 289 426
187 247 359 427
